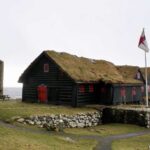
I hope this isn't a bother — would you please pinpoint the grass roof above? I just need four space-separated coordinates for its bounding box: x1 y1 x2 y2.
140 67 150 81
117 65 143 84
45 51 141 84
19 50 144 84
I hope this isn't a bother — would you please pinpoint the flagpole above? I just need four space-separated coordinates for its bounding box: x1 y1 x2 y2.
145 51 149 107
138 28 149 107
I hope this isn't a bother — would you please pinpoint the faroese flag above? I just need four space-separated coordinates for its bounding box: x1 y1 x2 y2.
138 29 149 52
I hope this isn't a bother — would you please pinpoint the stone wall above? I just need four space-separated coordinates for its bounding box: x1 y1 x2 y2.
0 60 4 95
16 111 102 131
15 107 150 130
102 108 150 128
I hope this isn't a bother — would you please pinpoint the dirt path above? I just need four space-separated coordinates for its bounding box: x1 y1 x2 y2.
96 130 150 150
0 121 150 150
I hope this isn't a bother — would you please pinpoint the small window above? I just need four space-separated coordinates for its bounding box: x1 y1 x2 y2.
44 64 49 72
89 85 94 93
141 86 144 93
120 87 126 96
132 87 136 96
136 72 141 79
79 85 85 93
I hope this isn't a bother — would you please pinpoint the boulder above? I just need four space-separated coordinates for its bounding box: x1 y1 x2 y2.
17 118 25 123
26 120 34 125
35 121 42 125
77 122 85 128
69 122 77 128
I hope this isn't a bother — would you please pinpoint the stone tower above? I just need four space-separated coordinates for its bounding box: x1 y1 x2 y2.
0 60 4 95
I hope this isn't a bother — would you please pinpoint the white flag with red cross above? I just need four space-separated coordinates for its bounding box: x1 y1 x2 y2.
138 28 149 52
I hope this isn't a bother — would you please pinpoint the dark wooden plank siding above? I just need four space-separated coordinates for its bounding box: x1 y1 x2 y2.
95 84 113 105
22 55 75 105
21 53 145 106
59 86 73 104
112 84 143 104
76 84 96 106
22 84 37 102
76 83 113 106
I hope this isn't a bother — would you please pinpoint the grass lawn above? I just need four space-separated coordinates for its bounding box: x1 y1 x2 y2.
0 100 96 121
0 100 150 150
64 124 148 137
112 134 150 150
0 124 97 150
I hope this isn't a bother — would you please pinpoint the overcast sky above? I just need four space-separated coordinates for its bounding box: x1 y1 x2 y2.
0 0 150 87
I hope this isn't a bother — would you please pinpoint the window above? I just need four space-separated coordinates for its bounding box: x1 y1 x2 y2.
132 87 136 96
136 72 141 79
89 85 94 92
141 86 144 93
120 87 126 97
44 64 49 72
79 85 85 93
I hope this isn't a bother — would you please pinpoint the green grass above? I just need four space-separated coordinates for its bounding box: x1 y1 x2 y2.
0 100 149 150
0 124 97 150
0 123 149 150
64 124 148 137
0 100 96 121
112 134 150 150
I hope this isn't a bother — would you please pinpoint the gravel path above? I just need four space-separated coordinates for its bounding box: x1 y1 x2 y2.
0 120 150 150
97 130 150 150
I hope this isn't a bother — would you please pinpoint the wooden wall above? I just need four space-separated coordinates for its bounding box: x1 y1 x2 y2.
76 83 113 106
21 54 144 106
22 54 75 106
95 84 113 105
112 84 143 104
76 84 96 106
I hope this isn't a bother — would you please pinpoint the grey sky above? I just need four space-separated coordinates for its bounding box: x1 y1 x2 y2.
0 0 150 87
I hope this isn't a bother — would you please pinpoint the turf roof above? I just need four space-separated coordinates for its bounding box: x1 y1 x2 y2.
19 50 144 84
117 65 143 84
140 67 150 81
45 50 142 84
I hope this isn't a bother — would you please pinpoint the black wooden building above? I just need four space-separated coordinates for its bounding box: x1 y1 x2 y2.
19 50 145 106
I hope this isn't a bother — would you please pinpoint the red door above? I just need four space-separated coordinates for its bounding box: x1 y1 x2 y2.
37 85 48 103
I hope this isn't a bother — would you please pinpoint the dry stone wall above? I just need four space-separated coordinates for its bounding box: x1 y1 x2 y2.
15 107 150 130
102 108 150 128
17 112 102 131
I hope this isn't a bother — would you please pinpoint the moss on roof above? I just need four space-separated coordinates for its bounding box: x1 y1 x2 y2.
117 65 142 84
19 50 144 84
140 67 150 80
45 51 141 84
